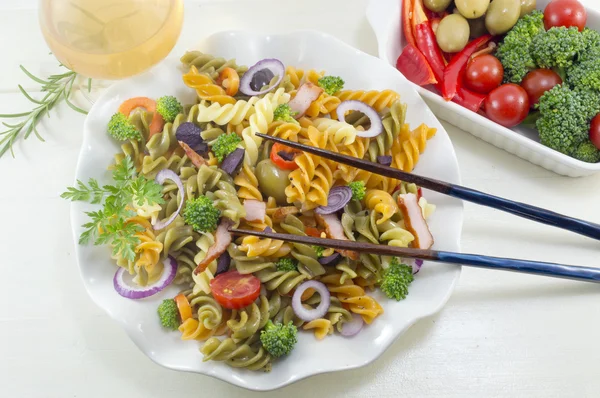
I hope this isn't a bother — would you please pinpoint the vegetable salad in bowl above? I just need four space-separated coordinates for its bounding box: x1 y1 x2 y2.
395 0 600 163
64 50 440 372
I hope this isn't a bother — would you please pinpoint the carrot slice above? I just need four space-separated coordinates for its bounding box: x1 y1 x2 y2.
217 67 240 96
118 97 165 138
174 293 192 322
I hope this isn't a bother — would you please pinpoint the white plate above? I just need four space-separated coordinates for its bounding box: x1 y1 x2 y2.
367 0 600 177
71 30 463 391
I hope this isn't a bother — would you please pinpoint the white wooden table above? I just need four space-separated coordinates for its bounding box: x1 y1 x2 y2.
2 1 600 397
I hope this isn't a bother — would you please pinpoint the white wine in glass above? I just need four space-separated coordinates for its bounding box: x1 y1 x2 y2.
39 0 184 80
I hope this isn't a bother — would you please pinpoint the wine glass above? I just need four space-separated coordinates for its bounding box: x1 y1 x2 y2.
39 0 184 102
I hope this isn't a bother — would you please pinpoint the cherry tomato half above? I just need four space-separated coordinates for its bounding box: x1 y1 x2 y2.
484 84 530 128
590 114 600 150
544 0 587 32
521 69 563 108
464 55 504 95
210 271 261 309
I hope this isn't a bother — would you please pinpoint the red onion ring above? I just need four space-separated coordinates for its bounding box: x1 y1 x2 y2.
153 169 183 230
292 280 330 321
340 313 364 337
239 58 285 96
336 100 383 138
315 186 352 215
113 256 178 299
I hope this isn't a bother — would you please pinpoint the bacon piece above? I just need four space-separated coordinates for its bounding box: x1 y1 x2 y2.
289 83 323 118
397 193 434 249
271 206 300 223
315 213 359 260
178 141 207 168
243 200 266 222
194 218 234 274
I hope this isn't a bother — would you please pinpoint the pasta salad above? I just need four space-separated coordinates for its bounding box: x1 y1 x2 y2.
63 51 438 372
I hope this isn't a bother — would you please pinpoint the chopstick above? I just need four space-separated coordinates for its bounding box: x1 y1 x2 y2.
256 133 600 241
230 228 600 284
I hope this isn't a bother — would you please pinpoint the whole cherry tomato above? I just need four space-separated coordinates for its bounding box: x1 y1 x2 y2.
484 84 530 128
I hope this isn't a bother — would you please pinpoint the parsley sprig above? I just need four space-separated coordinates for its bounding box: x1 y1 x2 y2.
61 157 164 261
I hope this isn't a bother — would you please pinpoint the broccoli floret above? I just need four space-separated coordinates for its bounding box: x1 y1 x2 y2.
571 141 600 163
579 28 600 62
275 257 298 272
183 195 221 232
575 88 600 120
536 85 590 155
260 320 298 358
156 95 183 123
531 27 586 75
157 299 180 330
379 257 414 301
212 133 242 161
107 112 141 141
568 60 600 92
495 10 545 83
348 181 366 201
318 76 345 95
273 104 298 123
312 245 325 258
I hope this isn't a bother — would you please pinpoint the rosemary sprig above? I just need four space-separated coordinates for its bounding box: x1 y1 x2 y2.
0 65 88 158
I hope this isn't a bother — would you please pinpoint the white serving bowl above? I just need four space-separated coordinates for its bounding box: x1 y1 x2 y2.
71 30 463 391
367 0 600 177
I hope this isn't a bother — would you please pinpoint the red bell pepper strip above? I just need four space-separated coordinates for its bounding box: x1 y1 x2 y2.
452 86 486 113
442 34 492 100
414 22 445 84
396 44 437 86
270 142 300 170
402 0 417 48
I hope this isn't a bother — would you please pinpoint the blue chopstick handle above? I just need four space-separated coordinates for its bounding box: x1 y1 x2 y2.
448 185 600 241
437 251 600 283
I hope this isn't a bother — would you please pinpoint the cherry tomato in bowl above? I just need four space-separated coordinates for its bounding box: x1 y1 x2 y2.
464 55 504 94
521 69 563 108
210 270 261 309
590 114 600 150
484 84 530 128
544 0 587 31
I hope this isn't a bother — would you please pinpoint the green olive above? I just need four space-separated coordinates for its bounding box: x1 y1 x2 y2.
455 0 490 19
468 16 488 39
255 159 291 205
436 14 470 53
519 0 536 17
424 0 452 12
485 0 521 35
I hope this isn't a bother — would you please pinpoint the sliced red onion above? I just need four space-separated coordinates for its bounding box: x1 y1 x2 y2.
277 150 295 161
153 169 183 230
239 58 285 96
292 280 330 322
377 155 392 166
318 252 341 266
176 122 205 153
221 148 245 175
336 100 383 138
315 186 353 215
413 259 423 274
340 313 364 337
215 251 231 277
243 199 266 222
113 256 178 299
264 226 273 233
289 83 323 118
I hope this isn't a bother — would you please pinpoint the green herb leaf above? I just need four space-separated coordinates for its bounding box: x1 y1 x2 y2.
0 63 89 158
62 157 165 263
